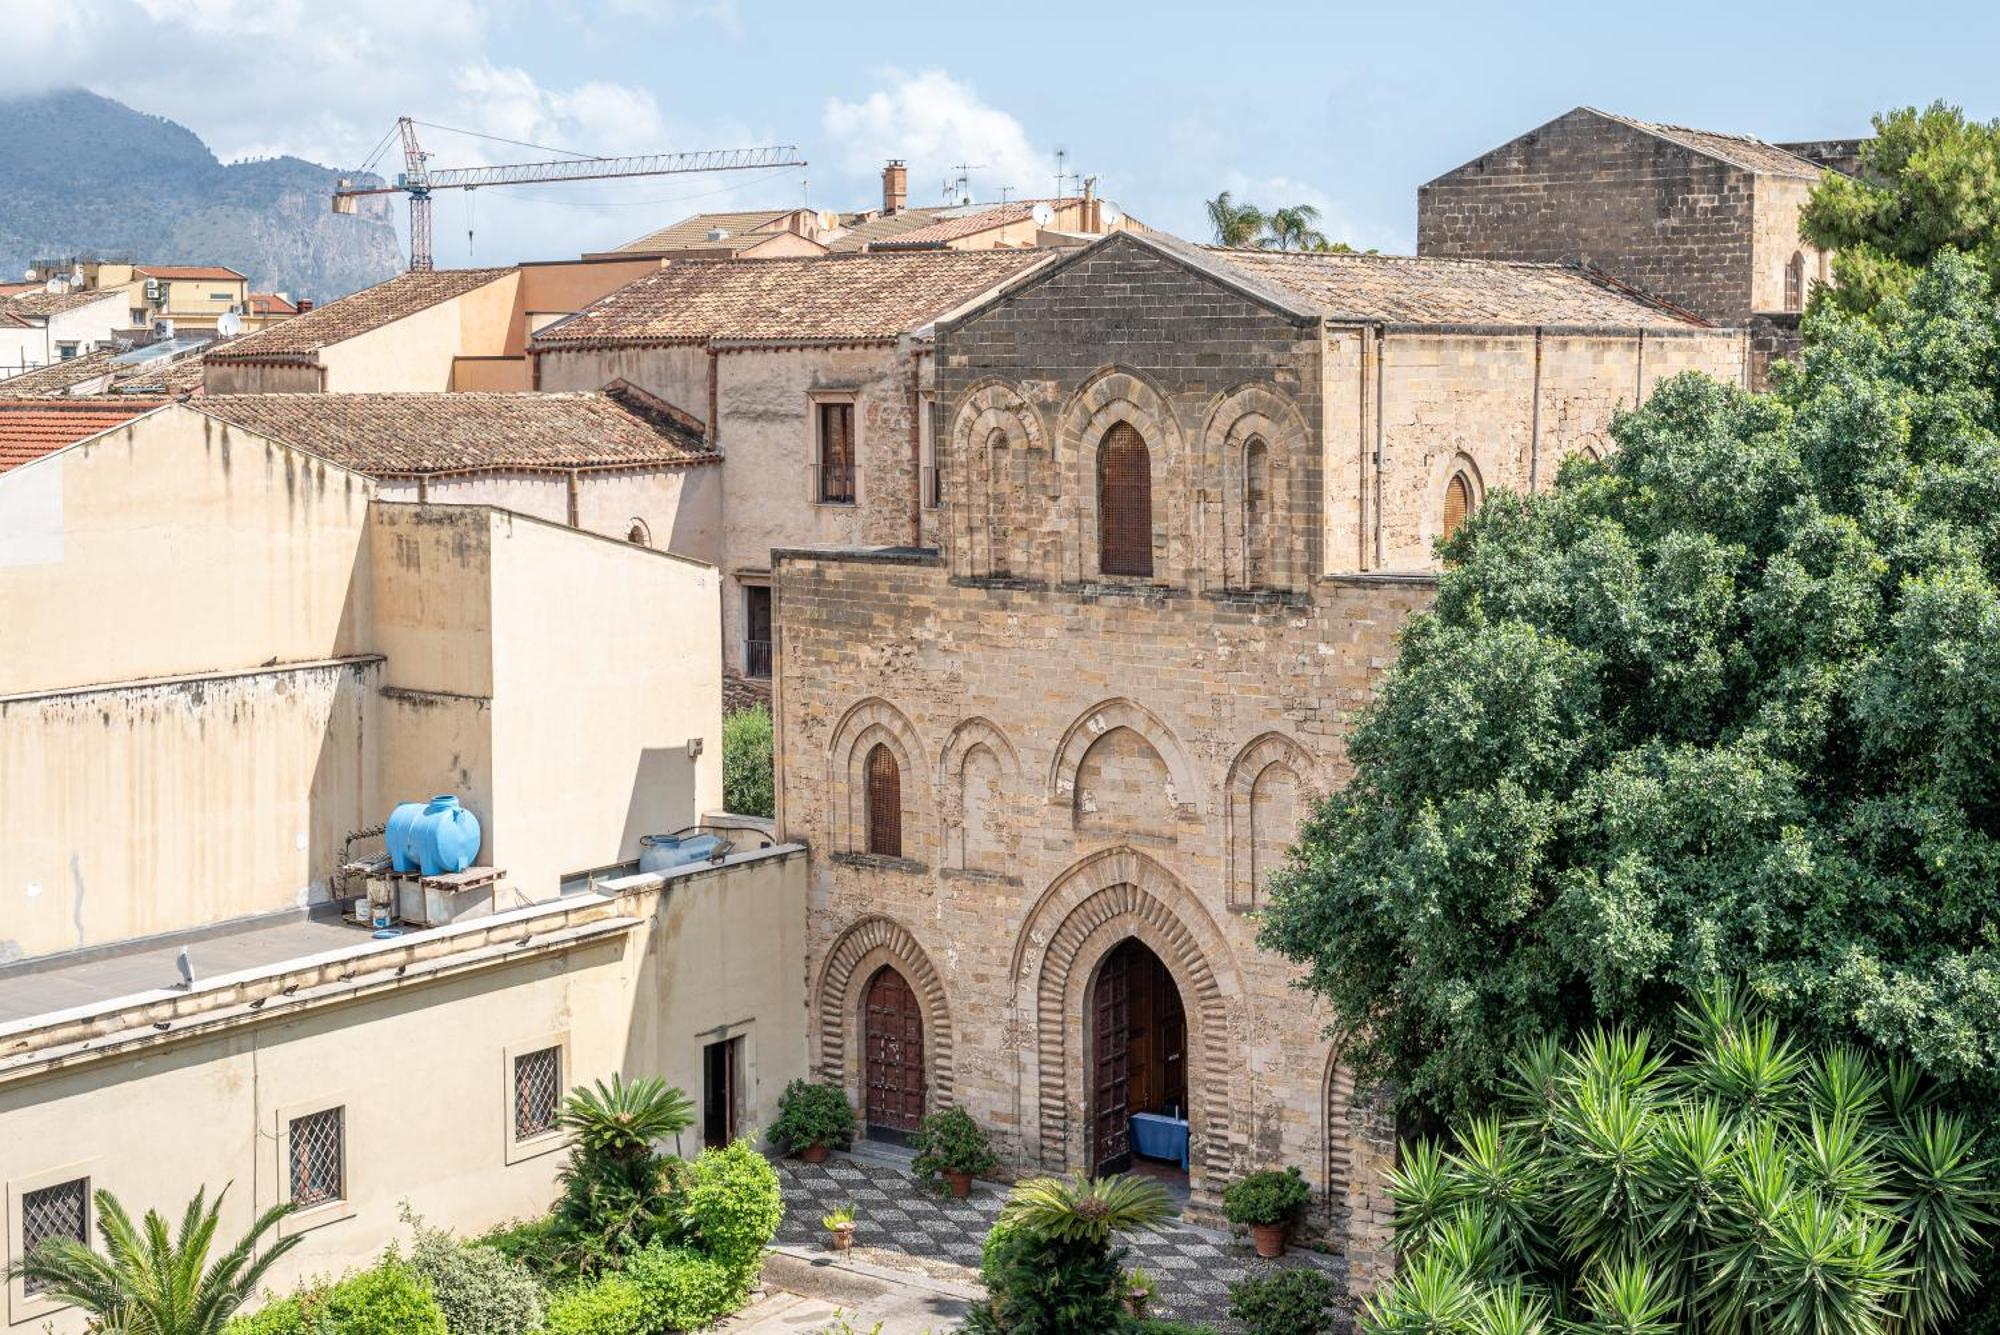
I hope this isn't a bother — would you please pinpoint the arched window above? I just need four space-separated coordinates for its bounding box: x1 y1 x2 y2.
626 518 652 547
1443 472 1474 541
1243 435 1270 588
986 427 1011 576
1785 252 1805 313
865 744 902 858
1098 422 1153 577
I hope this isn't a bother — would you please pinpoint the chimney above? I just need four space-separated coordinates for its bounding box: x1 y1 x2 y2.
1083 176 1102 233
296 299 314 313
882 160 908 215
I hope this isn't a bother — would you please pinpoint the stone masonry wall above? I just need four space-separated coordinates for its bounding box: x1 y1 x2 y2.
1417 107 1759 323
774 548 1431 1289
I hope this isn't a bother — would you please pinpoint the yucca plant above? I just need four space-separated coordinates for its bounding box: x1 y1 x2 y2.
1361 983 1998 1335
5 1185 296 1335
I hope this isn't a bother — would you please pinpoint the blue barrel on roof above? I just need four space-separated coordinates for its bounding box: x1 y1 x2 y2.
386 794 482 876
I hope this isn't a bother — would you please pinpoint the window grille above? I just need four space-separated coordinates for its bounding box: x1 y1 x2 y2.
744 585 773 679
514 1047 561 1141
865 744 902 857
20 1179 88 1294
819 402 855 503
288 1107 344 1208
1098 423 1153 576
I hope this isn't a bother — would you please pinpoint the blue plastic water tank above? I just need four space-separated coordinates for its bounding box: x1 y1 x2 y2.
386 795 482 876
638 833 721 874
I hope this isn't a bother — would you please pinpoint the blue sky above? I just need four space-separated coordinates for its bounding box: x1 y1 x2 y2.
11 0 1996 264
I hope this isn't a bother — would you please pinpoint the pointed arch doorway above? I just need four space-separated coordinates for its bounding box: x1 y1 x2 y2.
862 964 926 1143
1089 938 1189 1177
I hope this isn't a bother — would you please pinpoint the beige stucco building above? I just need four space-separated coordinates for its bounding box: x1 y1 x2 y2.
770 232 1746 1291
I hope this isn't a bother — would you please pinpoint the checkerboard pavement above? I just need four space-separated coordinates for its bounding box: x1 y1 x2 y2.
775 1153 1355 1330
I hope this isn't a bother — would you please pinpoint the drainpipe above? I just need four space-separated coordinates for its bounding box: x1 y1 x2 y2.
1373 326 1387 571
909 348 925 546
1633 329 1646 407
1355 327 1371 573
566 470 580 527
1528 328 1545 492
707 350 720 448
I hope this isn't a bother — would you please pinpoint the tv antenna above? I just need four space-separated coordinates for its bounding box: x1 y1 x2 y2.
946 162 985 206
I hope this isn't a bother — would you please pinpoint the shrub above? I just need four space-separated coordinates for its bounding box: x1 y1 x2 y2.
229 1262 446 1335
399 1208 545 1335
627 1243 741 1331
722 706 774 818
671 1139 783 1284
910 1106 998 1187
768 1079 856 1154
1221 1167 1310 1229
552 1074 695 1273
965 1173 1175 1333
476 1216 569 1283
543 1274 647 1335
1122 1323 1219 1335
1229 1268 1337 1335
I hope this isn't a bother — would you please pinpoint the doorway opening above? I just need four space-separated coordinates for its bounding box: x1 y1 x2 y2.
1089 938 1189 1182
702 1036 742 1149
863 965 926 1144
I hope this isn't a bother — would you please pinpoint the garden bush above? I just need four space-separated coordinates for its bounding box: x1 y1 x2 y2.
910 1106 998 1188
670 1138 783 1284
399 1209 545 1335
1221 1167 1310 1229
626 1243 741 1331
543 1273 648 1335
1228 1268 1337 1334
768 1078 856 1155
965 1173 1175 1333
722 705 774 818
552 1074 695 1273
227 1261 445 1335
476 1215 570 1282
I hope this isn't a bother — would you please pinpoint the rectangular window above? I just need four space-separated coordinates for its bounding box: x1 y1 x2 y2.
56 343 77 361
920 393 939 509
19 1179 88 1295
130 308 147 325
702 1037 742 1149
513 1046 561 1142
210 291 234 302
287 1107 344 1208
818 401 855 504
744 585 772 679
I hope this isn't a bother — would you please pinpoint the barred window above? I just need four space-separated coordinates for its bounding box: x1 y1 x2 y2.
514 1047 562 1141
1098 423 1153 577
818 401 855 504
288 1107 344 1208
20 1178 88 1294
865 744 902 858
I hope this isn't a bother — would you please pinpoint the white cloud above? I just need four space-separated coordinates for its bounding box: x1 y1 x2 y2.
823 70 1060 207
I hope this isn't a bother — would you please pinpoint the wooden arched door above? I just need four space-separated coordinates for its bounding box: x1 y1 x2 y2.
863 966 925 1139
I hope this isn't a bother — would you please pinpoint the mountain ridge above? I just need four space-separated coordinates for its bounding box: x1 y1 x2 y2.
0 90 404 303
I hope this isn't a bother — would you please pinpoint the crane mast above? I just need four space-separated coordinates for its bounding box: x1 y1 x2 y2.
335 117 806 271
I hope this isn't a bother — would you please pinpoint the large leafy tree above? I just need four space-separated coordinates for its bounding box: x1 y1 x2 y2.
1261 251 2000 1129
1802 102 2000 317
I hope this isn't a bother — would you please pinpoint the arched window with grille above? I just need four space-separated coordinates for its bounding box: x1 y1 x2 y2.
1443 471 1474 542
1242 435 1270 588
865 744 902 858
1097 422 1153 577
1785 251 1806 313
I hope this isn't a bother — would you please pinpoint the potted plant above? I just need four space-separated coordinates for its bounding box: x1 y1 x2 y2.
822 1205 857 1252
909 1106 997 1198
1123 1266 1157 1319
1222 1166 1311 1258
770 1078 856 1163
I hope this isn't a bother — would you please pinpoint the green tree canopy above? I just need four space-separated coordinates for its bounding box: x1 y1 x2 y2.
1802 102 2000 317
1261 251 2000 1128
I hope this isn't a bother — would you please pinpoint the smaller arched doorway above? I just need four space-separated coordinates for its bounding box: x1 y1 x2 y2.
862 965 926 1142
1088 938 1189 1177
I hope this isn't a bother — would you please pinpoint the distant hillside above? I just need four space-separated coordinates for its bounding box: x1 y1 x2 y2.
0 90 403 303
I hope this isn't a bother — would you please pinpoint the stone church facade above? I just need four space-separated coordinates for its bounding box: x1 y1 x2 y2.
771 231 1743 1286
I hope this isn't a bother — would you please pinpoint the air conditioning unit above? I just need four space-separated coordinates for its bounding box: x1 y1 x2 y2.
143 279 161 301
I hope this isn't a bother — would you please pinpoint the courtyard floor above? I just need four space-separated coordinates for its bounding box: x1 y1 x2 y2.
774 1149 1355 1331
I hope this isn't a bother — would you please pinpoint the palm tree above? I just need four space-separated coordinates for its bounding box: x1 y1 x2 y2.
1205 191 1266 248
6 1185 297 1334
1262 204 1330 252
557 1073 696 1164
997 1170 1177 1244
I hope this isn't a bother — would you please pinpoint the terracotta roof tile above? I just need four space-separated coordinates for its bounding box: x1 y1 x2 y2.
1204 244 1708 328
1 287 124 319
869 199 1083 250
533 250 1052 347
136 265 248 281
0 399 163 472
826 209 955 253
207 268 513 362
0 348 121 395
194 390 713 476
248 293 298 315
1592 109 1823 179
612 210 809 254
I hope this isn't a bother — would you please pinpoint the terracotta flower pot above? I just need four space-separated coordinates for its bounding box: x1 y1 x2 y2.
1123 1292 1151 1319
800 1142 830 1164
1250 1222 1289 1258
828 1224 856 1252
945 1170 973 1198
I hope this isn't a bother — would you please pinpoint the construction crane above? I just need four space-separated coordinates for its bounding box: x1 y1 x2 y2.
334 117 807 271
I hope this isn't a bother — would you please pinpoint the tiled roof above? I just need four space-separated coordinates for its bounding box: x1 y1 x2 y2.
1 287 123 319
207 268 514 361
193 389 714 476
248 293 298 315
612 210 807 254
1593 109 1823 179
110 349 214 396
137 265 248 281
1205 244 1708 329
826 209 955 253
533 250 1052 347
0 399 163 473
869 199 1082 250
0 348 120 395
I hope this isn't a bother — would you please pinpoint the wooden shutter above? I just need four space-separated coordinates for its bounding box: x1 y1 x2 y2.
865 744 901 857
1443 473 1472 540
820 402 854 503
1098 423 1153 577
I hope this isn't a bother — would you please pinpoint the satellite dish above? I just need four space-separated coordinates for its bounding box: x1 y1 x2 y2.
1102 207 1124 229
1031 202 1055 228
21 266 33 281
217 311 243 338
817 208 839 232
44 277 64 293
